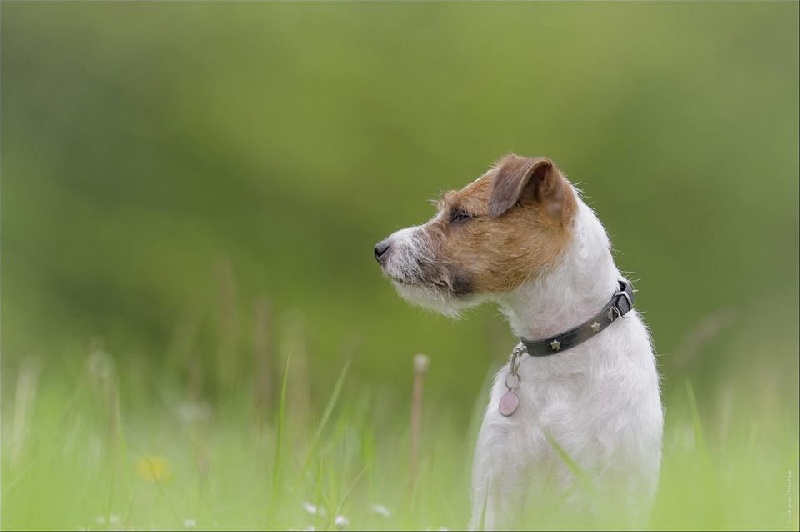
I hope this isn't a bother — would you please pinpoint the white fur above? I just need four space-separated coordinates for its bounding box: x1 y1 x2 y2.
470 197 663 529
382 188 663 529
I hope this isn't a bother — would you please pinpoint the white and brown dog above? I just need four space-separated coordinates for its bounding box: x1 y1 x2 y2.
374 154 663 530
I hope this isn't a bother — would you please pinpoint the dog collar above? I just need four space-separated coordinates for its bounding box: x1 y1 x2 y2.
520 280 635 357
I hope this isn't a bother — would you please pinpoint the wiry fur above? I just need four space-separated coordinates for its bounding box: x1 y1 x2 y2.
375 155 663 530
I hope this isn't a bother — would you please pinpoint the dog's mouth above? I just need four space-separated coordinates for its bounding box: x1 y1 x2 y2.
384 271 424 288
380 256 478 317
386 271 471 298
377 244 473 297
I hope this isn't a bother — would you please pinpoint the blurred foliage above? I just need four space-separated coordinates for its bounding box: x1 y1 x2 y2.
2 2 798 413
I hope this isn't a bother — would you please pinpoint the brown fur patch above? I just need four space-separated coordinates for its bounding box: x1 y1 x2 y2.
421 154 578 294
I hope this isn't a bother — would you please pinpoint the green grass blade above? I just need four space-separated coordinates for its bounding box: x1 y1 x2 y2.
272 352 292 508
543 429 598 500
301 358 352 476
684 379 708 458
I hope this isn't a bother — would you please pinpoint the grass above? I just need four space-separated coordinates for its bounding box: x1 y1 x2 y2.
2 342 798 531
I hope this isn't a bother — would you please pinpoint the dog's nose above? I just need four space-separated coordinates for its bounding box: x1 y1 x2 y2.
374 240 391 263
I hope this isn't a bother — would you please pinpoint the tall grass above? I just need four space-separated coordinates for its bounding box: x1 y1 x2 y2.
2 339 797 531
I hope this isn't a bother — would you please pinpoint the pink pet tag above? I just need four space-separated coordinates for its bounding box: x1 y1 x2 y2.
499 390 519 417
499 355 522 417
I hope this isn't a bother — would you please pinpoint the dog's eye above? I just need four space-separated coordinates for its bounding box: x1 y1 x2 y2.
450 208 474 223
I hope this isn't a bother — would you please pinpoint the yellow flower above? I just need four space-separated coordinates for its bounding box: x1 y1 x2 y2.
136 455 172 483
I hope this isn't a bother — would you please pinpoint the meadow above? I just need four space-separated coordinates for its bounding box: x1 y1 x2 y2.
2 328 798 530
2 2 798 530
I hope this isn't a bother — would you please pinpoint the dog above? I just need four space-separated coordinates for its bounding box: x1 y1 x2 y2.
374 154 663 530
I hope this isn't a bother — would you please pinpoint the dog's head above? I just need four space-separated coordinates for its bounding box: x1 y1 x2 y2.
374 154 579 316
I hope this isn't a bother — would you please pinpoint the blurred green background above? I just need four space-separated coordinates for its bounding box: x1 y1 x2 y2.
1 3 798 528
3 0 797 405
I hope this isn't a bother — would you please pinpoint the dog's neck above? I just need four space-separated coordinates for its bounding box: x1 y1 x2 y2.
496 199 621 341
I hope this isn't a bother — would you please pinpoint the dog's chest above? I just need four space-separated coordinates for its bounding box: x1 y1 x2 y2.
487 346 632 466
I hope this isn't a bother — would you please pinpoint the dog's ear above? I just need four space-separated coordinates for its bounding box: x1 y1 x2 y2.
488 154 567 219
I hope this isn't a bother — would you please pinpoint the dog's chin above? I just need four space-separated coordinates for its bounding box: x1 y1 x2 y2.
391 280 478 318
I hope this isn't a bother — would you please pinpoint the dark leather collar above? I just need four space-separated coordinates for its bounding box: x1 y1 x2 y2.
520 280 635 357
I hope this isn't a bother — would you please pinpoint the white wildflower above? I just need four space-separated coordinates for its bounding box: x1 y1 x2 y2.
370 503 391 517
184 518 196 528
334 515 350 529
414 353 430 372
